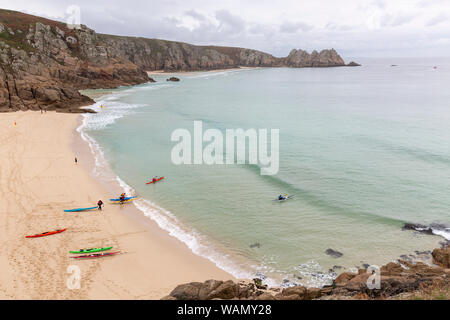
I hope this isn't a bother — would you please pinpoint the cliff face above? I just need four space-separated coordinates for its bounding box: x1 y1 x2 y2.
0 10 149 112
285 48 345 67
0 9 355 112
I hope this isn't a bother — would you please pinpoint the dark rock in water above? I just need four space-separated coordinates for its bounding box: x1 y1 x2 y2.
440 240 450 248
402 223 434 235
332 265 343 270
167 77 180 82
249 242 261 248
347 61 361 67
311 272 328 280
148 77 156 83
415 250 431 255
254 272 267 280
328 270 338 277
391 64 398 67
325 248 343 258
362 263 370 269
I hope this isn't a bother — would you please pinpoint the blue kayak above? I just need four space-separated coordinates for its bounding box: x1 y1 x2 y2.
273 195 294 202
64 206 98 212
109 196 137 202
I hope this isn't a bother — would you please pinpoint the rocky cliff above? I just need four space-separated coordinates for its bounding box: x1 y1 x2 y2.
0 9 357 113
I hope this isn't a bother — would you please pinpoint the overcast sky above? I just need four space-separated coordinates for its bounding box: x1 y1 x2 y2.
1 0 449 57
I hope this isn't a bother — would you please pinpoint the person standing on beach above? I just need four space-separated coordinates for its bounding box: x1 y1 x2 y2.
97 200 104 210
75 157 78 165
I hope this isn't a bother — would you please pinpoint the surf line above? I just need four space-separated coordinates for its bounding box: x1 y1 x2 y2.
171 120 279 175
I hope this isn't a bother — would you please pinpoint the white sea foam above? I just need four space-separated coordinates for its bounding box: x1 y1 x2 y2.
408 223 450 241
432 227 450 240
114 175 256 281
77 94 262 285
81 101 143 131
291 260 335 288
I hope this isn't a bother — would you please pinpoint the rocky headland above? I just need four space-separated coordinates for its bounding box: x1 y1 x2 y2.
0 9 358 113
163 246 450 300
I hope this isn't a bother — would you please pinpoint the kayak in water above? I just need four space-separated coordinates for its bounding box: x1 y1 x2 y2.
64 206 98 212
146 176 165 185
69 246 113 254
71 251 121 259
273 194 294 202
26 228 67 238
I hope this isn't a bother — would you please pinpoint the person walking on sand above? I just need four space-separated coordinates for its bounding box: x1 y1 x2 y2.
119 193 126 204
97 200 104 210
75 157 78 165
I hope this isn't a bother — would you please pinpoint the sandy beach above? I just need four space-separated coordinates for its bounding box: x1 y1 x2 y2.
0 111 233 300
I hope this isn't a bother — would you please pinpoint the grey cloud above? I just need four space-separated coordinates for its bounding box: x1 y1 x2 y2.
2 0 450 57
380 13 416 27
185 9 207 22
325 22 356 32
371 0 387 9
215 9 246 32
279 21 313 33
426 13 448 26
417 0 448 8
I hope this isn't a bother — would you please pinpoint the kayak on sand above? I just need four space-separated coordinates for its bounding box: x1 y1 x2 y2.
26 228 67 238
69 246 113 254
71 251 121 259
109 196 137 202
64 206 97 212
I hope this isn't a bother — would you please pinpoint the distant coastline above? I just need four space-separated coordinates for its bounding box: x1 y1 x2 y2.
0 8 359 114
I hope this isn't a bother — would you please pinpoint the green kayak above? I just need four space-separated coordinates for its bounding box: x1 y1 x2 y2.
69 246 113 254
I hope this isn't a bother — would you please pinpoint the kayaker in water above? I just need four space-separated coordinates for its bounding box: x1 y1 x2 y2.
278 194 285 200
152 177 157 183
119 193 126 204
97 200 104 210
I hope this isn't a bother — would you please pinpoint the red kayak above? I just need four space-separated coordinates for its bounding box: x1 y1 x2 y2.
26 228 67 238
71 251 121 259
146 176 165 185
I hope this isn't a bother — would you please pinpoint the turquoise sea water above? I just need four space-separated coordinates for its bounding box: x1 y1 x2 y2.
80 58 450 287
